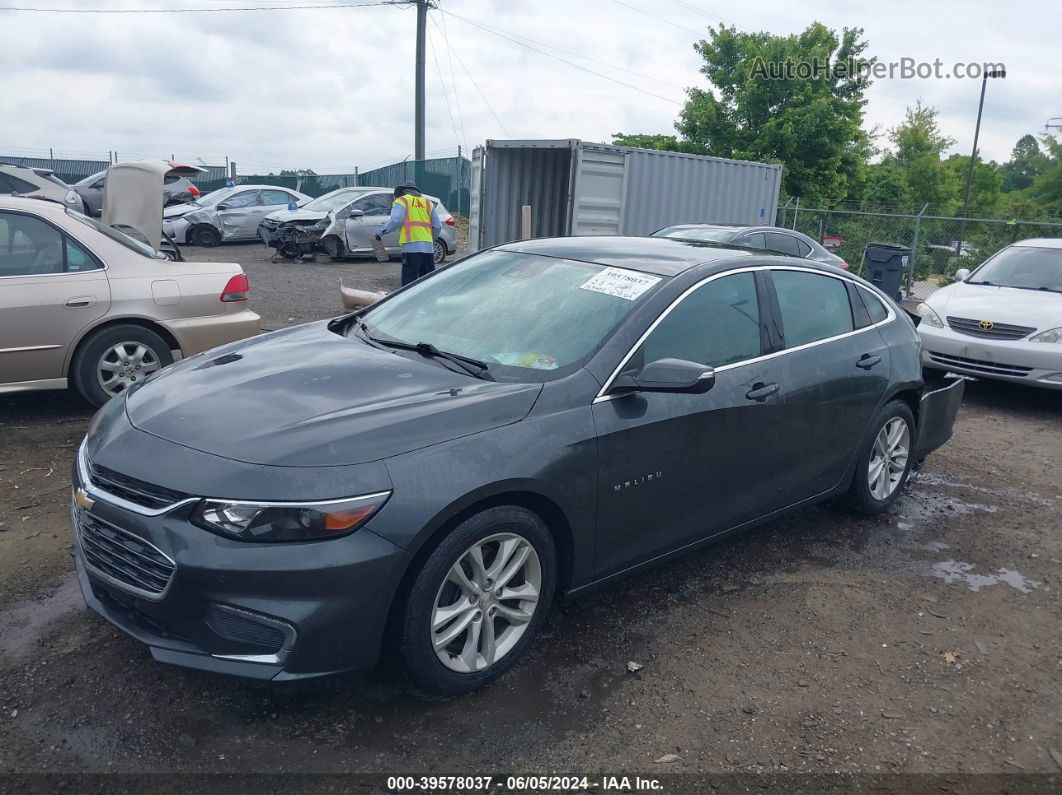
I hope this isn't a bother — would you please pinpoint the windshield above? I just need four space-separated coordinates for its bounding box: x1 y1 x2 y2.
359 250 664 382
653 226 737 242
304 190 365 212
969 246 1062 292
66 209 160 259
194 188 237 208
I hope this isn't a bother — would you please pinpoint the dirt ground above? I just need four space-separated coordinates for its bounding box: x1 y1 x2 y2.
1 242 1060 781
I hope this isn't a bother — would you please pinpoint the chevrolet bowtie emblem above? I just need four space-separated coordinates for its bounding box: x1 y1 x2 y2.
74 488 95 511
979 319 994 331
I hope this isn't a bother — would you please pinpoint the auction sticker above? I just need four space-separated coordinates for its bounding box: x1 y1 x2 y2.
580 267 660 301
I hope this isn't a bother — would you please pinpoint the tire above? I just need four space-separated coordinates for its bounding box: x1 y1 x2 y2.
433 238 447 265
321 235 345 260
397 506 556 697
72 324 174 408
845 400 916 515
190 224 222 247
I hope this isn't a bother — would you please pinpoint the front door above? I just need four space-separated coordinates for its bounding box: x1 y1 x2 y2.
343 193 398 254
0 210 110 386
592 271 789 577
215 189 264 240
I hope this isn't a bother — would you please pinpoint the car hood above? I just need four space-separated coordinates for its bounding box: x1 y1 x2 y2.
263 208 328 224
163 203 200 219
124 322 542 467
927 282 1062 328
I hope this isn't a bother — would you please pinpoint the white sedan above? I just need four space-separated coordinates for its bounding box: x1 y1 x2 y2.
915 238 1062 390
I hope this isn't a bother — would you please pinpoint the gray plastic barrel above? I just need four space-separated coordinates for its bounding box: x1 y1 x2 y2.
862 242 911 300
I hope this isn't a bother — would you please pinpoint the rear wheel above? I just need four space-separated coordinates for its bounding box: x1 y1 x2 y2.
846 400 915 514
397 506 556 696
433 238 447 265
72 324 174 407
190 224 221 247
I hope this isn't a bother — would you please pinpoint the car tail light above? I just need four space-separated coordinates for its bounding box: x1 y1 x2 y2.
444 217 455 226
841 262 850 271
189 185 201 197
220 273 249 302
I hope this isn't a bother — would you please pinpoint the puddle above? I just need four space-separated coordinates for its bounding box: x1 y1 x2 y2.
0 576 84 659
917 472 1053 507
929 560 1040 593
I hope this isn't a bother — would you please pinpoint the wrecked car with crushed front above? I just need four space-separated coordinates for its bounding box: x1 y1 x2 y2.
71 235 963 696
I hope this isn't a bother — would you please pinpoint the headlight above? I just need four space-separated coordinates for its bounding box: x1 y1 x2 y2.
1030 326 1062 344
309 219 329 231
191 492 391 542
915 302 944 328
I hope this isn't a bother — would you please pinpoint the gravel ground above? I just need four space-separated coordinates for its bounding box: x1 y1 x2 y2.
0 243 1060 781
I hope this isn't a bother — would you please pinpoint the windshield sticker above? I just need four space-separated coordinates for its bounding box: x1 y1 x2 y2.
494 352 559 370
579 267 661 301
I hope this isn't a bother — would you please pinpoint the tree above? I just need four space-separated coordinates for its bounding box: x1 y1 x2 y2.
885 101 954 167
860 163 910 210
615 22 873 205
944 154 1002 217
1028 135 1062 212
610 133 687 152
1001 134 1048 193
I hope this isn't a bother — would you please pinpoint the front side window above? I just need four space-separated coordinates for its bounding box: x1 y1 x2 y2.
354 193 393 216
633 272 762 372
220 191 261 209
359 250 664 382
764 232 802 257
773 270 854 348
736 232 766 249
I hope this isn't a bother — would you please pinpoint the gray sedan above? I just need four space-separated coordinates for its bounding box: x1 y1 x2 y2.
164 184 311 246
74 168 204 217
653 224 850 270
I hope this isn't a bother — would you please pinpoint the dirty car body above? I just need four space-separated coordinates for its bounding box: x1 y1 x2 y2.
164 184 310 246
72 236 962 694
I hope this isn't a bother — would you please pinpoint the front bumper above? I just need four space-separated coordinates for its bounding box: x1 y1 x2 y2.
919 325 1062 390
162 217 191 244
71 451 410 682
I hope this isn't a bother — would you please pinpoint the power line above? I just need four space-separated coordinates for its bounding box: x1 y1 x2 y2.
429 15 511 138
437 10 468 153
438 8 683 107
427 25 464 153
0 1 402 13
607 0 706 36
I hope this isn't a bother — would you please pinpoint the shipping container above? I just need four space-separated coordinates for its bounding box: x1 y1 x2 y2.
468 139 782 252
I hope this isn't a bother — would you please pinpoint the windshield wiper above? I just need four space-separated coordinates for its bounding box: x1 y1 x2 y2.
966 280 993 285
352 319 493 380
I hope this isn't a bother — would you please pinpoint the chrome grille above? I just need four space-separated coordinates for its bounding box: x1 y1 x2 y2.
75 509 175 597
928 351 1033 378
87 461 188 511
946 316 1036 340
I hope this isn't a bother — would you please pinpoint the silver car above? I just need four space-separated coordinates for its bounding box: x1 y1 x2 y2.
260 187 458 264
164 184 311 247
74 167 204 217
652 224 851 271
0 163 83 212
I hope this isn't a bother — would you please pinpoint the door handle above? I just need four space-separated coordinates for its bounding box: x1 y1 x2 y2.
857 354 882 370
65 296 95 308
745 382 780 402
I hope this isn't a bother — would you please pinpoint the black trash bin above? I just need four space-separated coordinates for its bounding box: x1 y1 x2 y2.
862 242 910 300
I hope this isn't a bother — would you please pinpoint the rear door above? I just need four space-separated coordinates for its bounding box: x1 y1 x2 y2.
0 210 110 386
765 267 891 502
592 270 791 576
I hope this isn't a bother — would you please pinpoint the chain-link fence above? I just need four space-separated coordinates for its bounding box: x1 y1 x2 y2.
777 203 1062 302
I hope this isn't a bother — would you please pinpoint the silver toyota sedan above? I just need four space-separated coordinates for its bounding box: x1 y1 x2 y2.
163 184 311 247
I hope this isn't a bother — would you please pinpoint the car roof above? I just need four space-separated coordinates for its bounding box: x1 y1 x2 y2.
1012 238 1062 249
0 195 70 213
499 235 760 276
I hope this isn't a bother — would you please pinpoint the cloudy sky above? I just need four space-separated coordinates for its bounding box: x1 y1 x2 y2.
1 0 1058 176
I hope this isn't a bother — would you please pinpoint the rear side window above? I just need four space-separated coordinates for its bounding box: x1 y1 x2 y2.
0 211 102 276
0 172 39 194
772 270 854 348
638 272 762 369
764 232 803 256
859 289 889 323
261 189 295 206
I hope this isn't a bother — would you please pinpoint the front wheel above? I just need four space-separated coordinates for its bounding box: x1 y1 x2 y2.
846 400 915 514
190 224 222 247
397 506 556 696
321 235 345 260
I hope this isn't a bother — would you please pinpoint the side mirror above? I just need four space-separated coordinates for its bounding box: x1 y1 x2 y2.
954 268 971 282
612 358 716 395
346 208 365 219
216 203 230 211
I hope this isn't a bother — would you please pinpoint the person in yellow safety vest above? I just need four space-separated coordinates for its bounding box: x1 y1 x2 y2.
375 180 443 286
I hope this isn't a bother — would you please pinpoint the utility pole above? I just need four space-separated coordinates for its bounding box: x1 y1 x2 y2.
414 0 428 162
958 67 1005 254
1047 117 1062 134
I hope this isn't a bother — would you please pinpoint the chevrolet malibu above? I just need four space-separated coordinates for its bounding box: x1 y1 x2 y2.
916 238 1062 389
73 236 962 696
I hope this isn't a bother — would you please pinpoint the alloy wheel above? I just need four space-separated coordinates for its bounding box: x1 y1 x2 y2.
868 417 910 500
97 342 162 396
433 240 445 264
431 532 541 673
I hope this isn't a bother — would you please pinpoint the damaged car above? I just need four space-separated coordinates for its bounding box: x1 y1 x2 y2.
164 184 310 247
260 186 457 264
72 236 962 696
